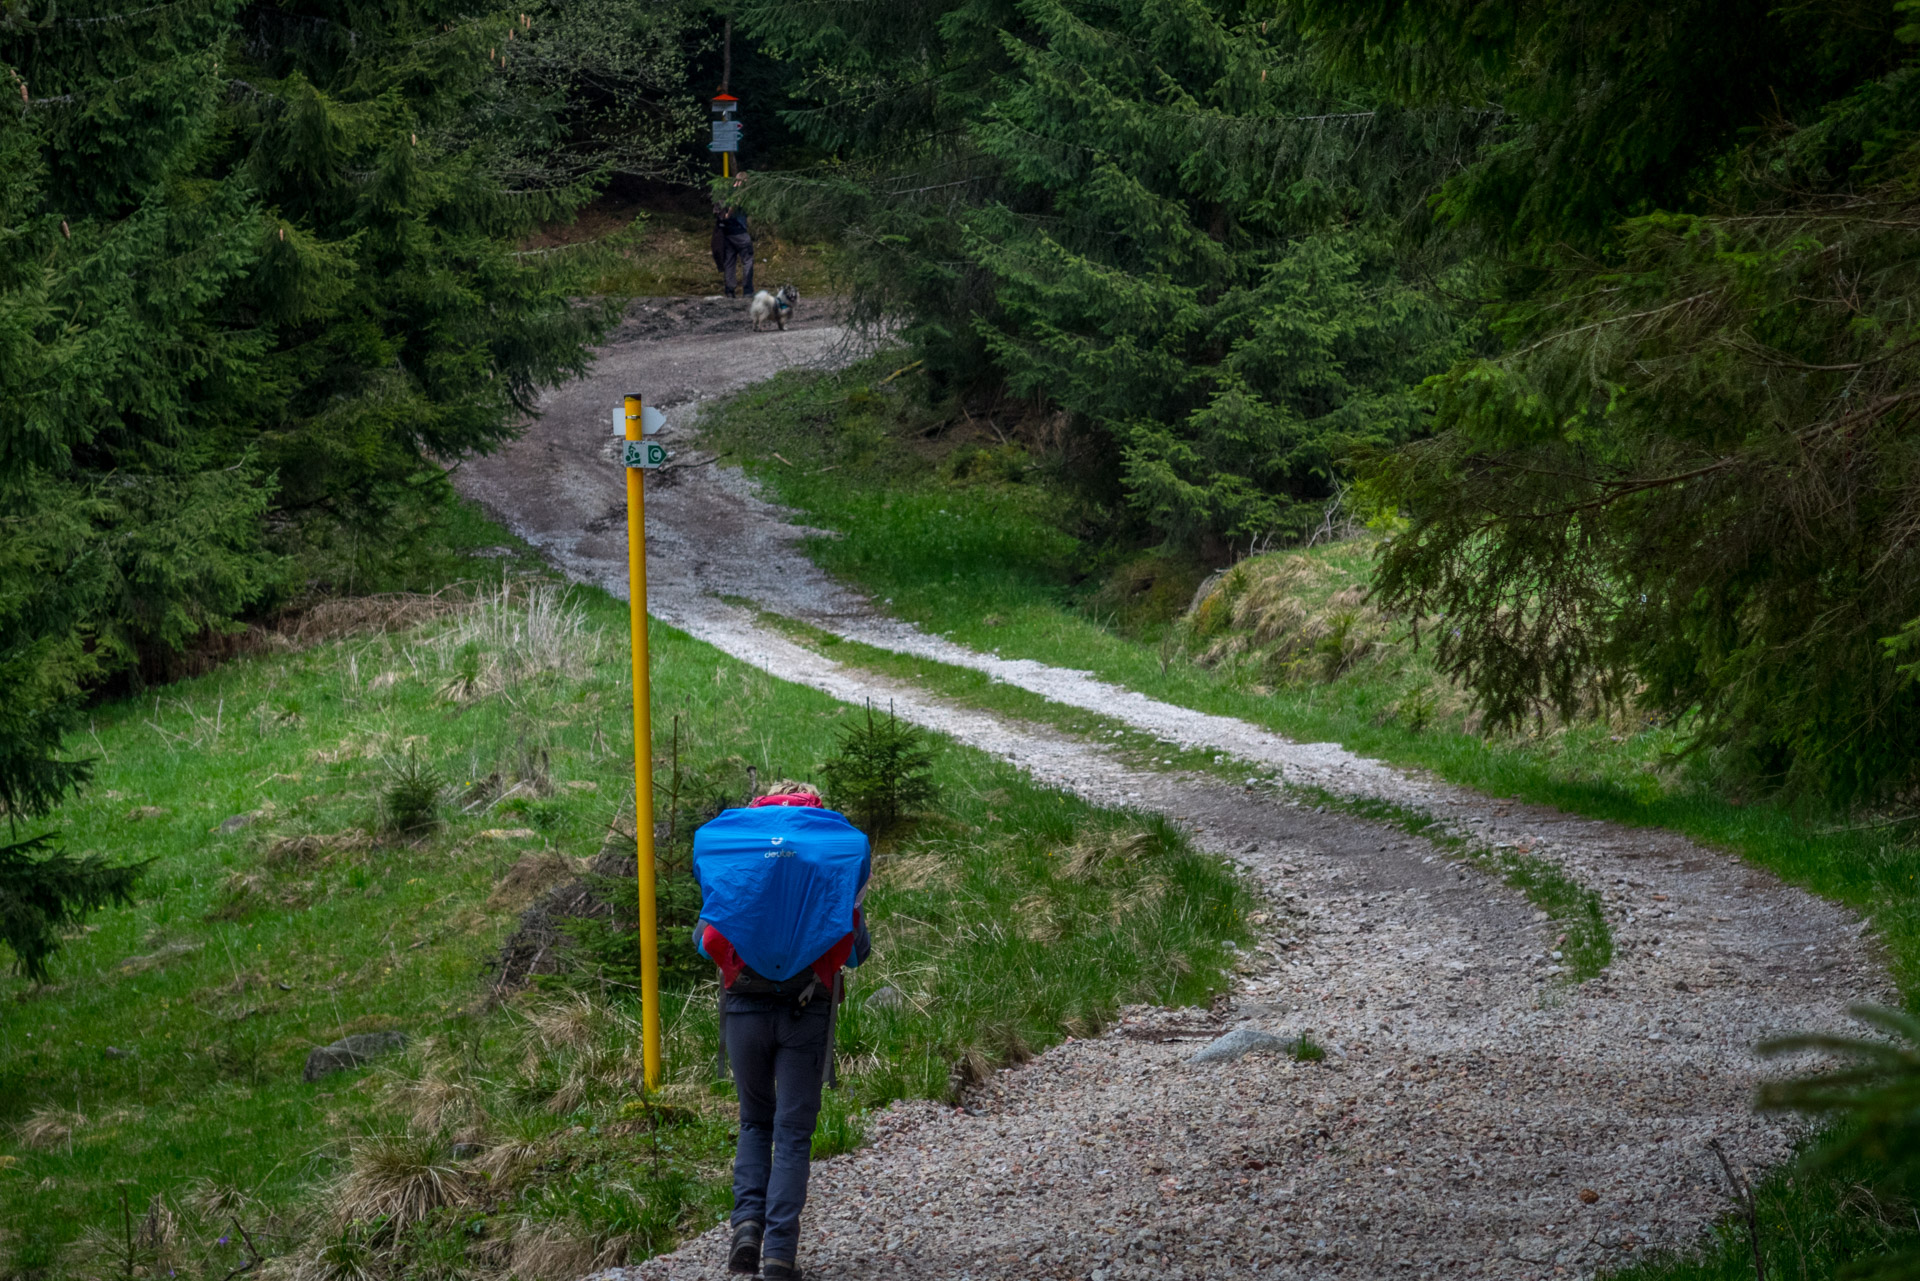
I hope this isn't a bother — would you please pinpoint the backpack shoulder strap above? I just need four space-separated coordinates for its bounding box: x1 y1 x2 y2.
822 971 842 1090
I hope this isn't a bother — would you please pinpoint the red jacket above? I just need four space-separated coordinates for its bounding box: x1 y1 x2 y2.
701 914 861 990
747 792 824 809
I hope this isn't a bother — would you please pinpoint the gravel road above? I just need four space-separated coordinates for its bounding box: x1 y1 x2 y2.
454 296 1886 1280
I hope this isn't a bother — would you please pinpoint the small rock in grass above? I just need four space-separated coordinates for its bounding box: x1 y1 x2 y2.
1187 1027 1288 1064
865 985 908 1011
303 1031 408 1083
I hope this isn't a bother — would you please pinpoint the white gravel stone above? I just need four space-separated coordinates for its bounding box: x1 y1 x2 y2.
1186 1028 1291 1064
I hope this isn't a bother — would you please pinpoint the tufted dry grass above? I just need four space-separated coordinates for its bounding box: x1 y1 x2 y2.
18 1107 83 1150
1191 553 1394 684
329 1132 474 1230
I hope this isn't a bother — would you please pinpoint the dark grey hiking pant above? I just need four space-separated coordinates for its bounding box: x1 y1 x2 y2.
722 232 754 297
725 994 831 1266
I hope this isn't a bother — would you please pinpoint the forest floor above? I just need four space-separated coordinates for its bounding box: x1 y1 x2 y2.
452 299 1887 1279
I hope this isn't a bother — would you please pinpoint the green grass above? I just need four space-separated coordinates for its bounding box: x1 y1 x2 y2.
1606 1154 1918 1281
0 512 1248 1278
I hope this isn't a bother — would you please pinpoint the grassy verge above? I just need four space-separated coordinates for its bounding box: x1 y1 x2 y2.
1607 1154 1914 1281
758 611 1612 980
0 511 1246 1278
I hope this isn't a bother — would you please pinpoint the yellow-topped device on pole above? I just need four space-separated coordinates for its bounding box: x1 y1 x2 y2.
622 392 664 1090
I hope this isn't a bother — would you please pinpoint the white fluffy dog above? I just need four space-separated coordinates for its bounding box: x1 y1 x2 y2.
749 284 799 331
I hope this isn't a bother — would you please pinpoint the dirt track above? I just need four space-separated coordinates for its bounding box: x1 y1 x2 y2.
453 297 1884 1280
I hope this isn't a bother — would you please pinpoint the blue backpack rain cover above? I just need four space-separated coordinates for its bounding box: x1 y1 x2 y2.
693 806 871 982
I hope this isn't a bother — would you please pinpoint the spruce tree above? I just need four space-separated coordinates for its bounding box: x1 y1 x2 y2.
1312 0 1920 797
0 0 696 976
1 0 260 976
1290 0 1900 252
741 0 1478 550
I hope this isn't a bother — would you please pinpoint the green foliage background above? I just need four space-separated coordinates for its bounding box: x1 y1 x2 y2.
731 0 1920 803
1338 0 1920 800
0 0 699 968
737 0 1477 552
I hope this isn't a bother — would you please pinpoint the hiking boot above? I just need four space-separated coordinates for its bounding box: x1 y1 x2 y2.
727 1220 761 1274
761 1259 798 1281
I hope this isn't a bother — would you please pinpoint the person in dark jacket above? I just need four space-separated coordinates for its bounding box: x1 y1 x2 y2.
694 783 871 1279
715 203 755 299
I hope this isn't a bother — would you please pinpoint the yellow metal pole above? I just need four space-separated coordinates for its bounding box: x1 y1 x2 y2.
624 393 662 1091
722 150 731 180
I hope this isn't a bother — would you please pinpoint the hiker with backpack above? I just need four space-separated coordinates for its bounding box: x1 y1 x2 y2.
693 782 871 1279
713 201 755 299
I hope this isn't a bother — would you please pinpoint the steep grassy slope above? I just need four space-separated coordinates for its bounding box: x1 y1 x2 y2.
0 524 1244 1278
